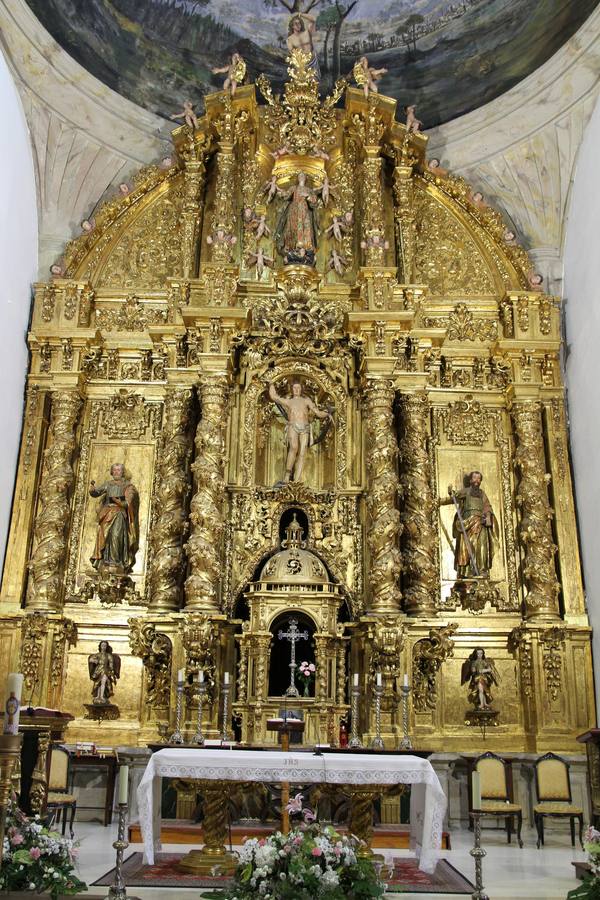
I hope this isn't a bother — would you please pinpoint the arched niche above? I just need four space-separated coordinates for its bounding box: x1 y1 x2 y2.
268 610 316 698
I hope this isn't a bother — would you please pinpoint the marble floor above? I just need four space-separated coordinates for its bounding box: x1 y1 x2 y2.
74 819 586 899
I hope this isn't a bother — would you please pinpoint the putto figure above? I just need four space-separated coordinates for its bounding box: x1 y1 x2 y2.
89 463 139 574
88 640 121 705
353 56 388 98
170 99 198 130
268 381 333 484
461 648 499 711
212 52 246 96
440 470 496 578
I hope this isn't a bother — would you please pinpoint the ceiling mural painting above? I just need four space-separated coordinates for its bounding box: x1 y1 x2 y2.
25 0 600 126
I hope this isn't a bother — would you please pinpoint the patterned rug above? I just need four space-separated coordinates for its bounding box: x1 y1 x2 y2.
93 852 474 893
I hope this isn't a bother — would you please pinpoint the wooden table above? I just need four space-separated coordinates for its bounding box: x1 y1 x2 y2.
67 751 117 826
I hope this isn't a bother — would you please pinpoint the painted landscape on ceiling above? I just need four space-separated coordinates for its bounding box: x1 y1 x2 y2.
26 0 599 127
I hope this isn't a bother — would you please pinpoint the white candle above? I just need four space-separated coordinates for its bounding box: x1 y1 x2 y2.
403 674 409 688
177 669 185 685
353 673 359 687
376 672 382 687
4 673 24 735
224 672 230 685
472 770 482 811
198 670 204 684
118 764 129 805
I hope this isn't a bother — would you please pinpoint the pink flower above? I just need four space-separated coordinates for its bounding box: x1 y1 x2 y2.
10 833 24 846
258 839 266 847
311 847 322 856
286 792 304 814
303 808 316 823
294 835 303 845
30 847 41 860
308 664 316 672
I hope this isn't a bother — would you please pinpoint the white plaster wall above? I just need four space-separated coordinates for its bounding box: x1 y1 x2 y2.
563 93 600 708
0 46 37 570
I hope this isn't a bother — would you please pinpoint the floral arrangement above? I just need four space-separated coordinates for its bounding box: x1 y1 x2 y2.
217 794 385 899
297 661 316 697
567 826 600 899
0 801 86 898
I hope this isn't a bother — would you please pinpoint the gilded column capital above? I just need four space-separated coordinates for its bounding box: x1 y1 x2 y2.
148 386 195 612
184 373 231 612
26 390 82 611
363 376 402 616
511 399 561 620
397 391 438 616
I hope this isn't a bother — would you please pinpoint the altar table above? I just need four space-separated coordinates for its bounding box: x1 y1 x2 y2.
137 748 447 873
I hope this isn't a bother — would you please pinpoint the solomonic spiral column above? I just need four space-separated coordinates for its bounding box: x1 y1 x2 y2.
148 387 195 612
397 392 438 616
511 400 561 619
364 377 402 615
26 390 82 610
184 374 230 612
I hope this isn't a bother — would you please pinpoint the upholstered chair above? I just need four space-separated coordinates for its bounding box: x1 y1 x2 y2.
533 753 583 849
46 746 77 837
469 751 523 847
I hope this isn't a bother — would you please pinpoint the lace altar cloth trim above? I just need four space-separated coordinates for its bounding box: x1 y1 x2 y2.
137 749 447 873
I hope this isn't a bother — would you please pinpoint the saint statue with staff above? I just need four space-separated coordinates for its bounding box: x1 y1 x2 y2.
439 470 497 578
89 462 139 574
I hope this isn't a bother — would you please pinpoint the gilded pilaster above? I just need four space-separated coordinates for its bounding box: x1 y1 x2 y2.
26 390 82 611
397 392 438 616
393 144 416 282
511 400 560 619
364 378 402 615
180 137 208 278
184 374 230 612
148 387 195 612
208 97 238 265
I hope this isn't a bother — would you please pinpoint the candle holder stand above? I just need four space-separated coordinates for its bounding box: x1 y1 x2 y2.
221 681 231 744
169 682 185 745
192 682 206 746
399 683 413 750
371 684 385 750
348 683 363 749
103 802 141 900
469 811 489 900
0 733 23 865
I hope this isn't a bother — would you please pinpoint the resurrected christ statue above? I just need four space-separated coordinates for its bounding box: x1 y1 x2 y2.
268 381 333 484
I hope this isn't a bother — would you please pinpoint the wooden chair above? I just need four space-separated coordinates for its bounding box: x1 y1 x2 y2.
533 752 584 849
45 746 77 837
469 752 523 847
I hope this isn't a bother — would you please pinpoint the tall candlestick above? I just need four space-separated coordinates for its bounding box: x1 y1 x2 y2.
472 770 482 811
371 682 384 750
3 674 24 736
348 681 363 749
118 765 129 805
399 681 413 750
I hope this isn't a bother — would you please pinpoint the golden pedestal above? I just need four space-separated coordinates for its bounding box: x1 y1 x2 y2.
0 733 23 864
178 780 238 875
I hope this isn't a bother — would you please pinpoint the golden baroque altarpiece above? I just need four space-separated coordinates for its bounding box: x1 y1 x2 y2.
0 52 594 753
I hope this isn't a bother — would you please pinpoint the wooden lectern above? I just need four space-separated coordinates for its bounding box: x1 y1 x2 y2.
266 717 305 834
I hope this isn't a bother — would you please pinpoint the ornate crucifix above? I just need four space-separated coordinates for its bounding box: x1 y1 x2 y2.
278 618 309 698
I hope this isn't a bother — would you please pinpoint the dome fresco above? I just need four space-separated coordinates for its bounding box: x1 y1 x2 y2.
25 0 599 128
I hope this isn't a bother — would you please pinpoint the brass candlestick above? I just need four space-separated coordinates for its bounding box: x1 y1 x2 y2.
371 684 384 750
0 733 23 865
348 682 363 749
399 683 413 750
221 680 231 744
192 682 206 746
170 682 185 744
470 811 489 900
103 802 141 900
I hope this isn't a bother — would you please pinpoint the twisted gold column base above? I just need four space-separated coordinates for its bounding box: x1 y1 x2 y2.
178 846 239 875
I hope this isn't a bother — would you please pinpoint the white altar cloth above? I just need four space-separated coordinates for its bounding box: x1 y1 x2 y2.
137 748 447 873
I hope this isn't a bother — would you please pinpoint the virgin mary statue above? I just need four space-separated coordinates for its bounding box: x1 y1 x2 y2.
275 172 318 265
